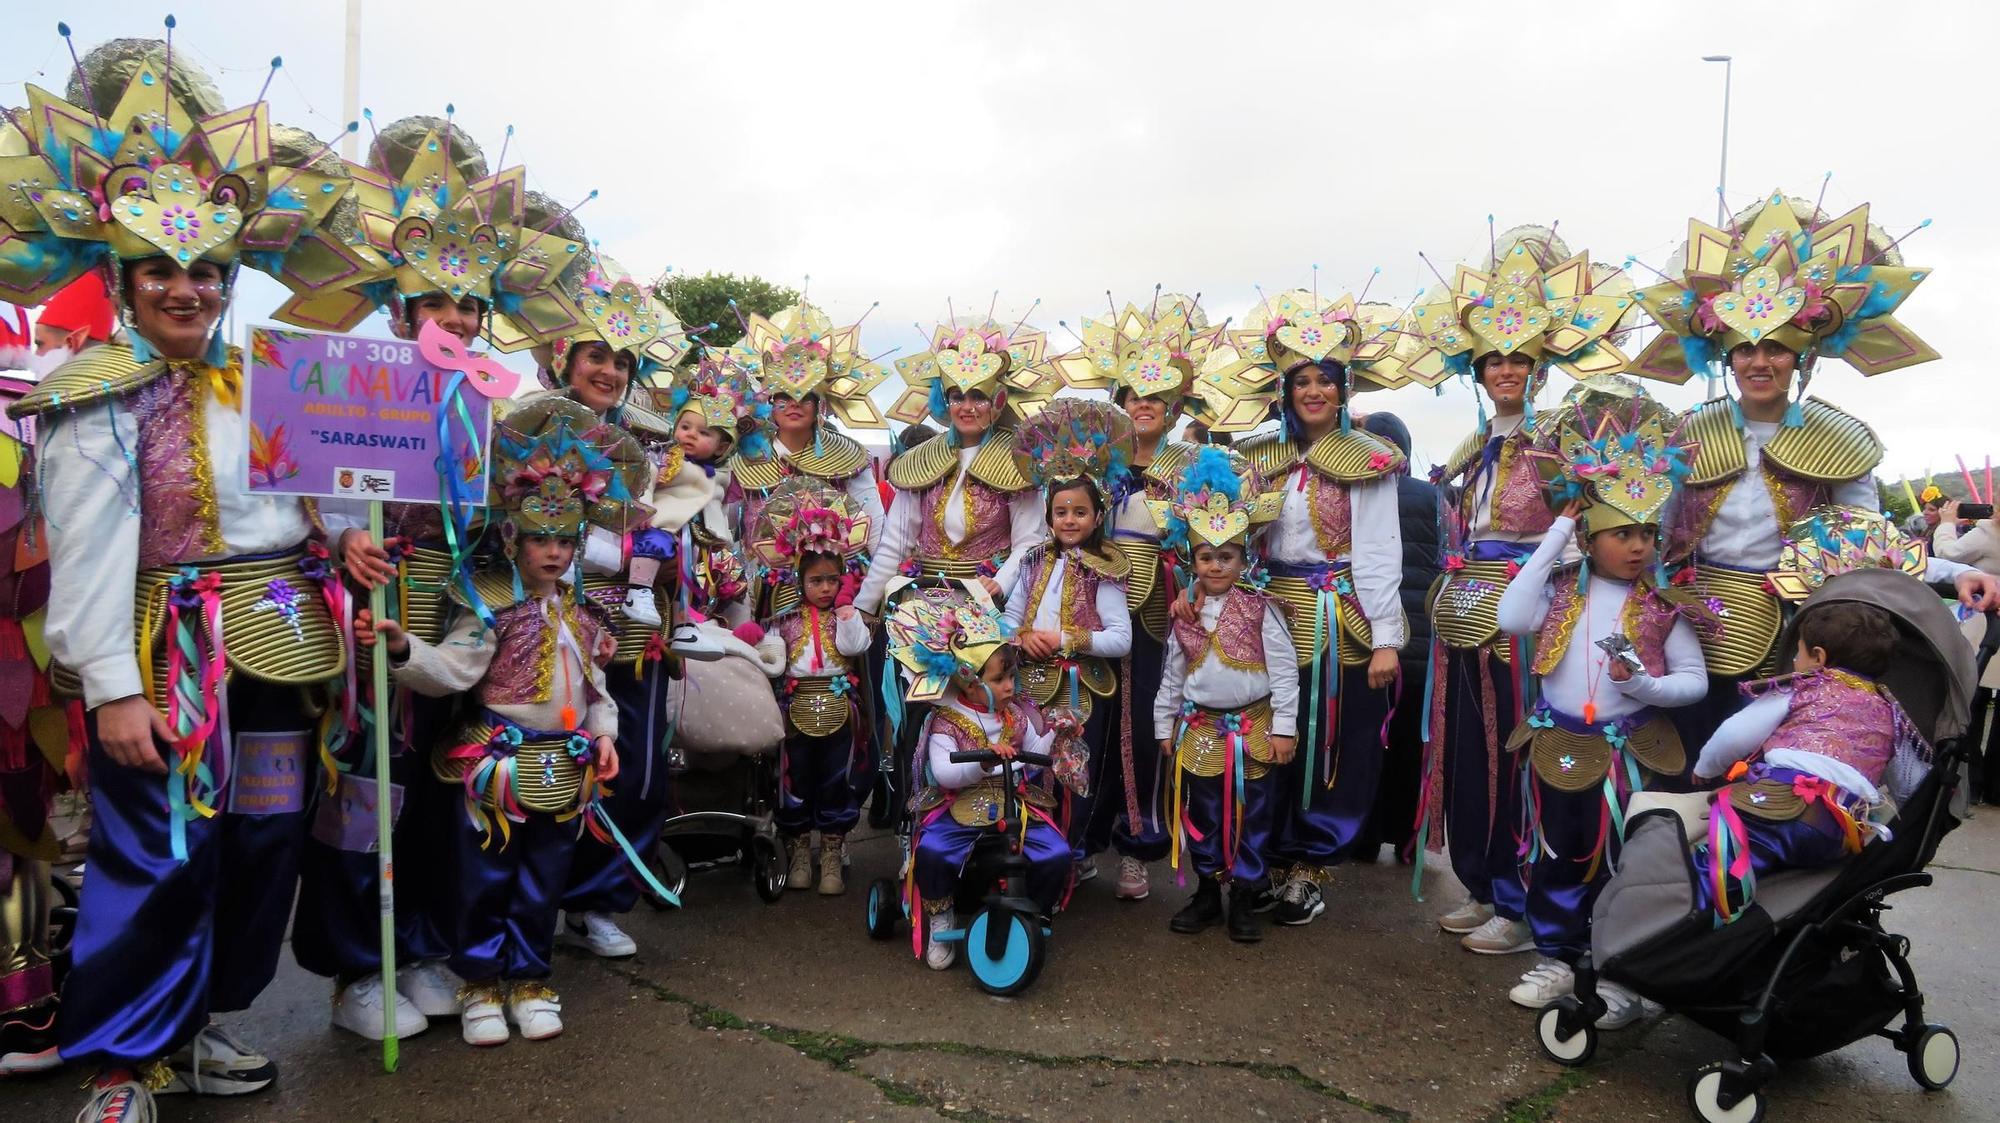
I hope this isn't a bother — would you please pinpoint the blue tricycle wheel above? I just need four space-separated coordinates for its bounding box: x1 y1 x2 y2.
865 878 901 940
965 907 1045 996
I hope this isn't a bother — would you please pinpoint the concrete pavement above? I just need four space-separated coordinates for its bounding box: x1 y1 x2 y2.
9 812 1999 1122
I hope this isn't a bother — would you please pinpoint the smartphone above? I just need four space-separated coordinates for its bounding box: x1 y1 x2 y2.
1961 504 1994 521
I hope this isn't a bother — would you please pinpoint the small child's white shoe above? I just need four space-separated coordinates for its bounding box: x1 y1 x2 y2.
459 984 509 1046
621 586 662 626
925 910 958 971
506 983 564 1041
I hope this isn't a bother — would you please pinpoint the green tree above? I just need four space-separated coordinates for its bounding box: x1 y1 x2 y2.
653 273 800 360
1880 482 1914 522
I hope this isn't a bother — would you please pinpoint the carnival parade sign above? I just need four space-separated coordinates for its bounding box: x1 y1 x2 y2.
242 324 494 504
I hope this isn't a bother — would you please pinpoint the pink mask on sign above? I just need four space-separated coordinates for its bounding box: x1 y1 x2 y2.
419 318 518 399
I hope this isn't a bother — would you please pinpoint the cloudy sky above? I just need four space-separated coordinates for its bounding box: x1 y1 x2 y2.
6 0 1993 484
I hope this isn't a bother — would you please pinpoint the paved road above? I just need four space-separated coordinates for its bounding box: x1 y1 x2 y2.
10 811 1998 1121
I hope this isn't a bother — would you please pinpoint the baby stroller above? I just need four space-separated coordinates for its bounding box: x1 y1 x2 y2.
1534 568 1982 1122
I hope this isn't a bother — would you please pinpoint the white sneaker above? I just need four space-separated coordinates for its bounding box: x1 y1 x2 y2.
1594 980 1659 1030
566 911 638 958
1460 915 1536 955
621 586 662 626
1438 899 1493 934
506 983 564 1041
1508 959 1577 1009
74 1072 158 1123
161 1023 275 1096
397 960 464 1019
1073 861 1099 884
669 621 725 662
459 984 509 1046
331 976 427 1041
925 910 958 971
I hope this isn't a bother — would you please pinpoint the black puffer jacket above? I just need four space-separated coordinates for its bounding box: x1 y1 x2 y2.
1362 413 1443 657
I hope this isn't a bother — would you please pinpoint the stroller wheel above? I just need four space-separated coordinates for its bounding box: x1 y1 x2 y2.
965 907 1045 997
1906 1024 1960 1090
1687 1064 1764 1123
865 878 902 940
750 836 786 903
642 845 690 910
1534 1003 1596 1066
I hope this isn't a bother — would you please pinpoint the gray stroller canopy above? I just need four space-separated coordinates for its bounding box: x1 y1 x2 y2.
1774 568 1978 746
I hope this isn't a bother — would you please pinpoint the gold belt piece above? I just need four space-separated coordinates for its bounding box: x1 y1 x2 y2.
1728 779 1810 822
946 775 1053 827
1177 697 1275 780
1428 561 1515 657
1506 713 1686 792
436 723 586 815
1263 573 1372 667
1018 655 1117 721
787 676 853 738
581 574 659 667
1688 565 1783 677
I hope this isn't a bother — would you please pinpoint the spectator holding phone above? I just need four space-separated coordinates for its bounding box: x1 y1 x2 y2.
1934 499 2000 571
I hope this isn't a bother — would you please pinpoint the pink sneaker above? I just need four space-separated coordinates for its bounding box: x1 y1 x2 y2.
1114 856 1150 900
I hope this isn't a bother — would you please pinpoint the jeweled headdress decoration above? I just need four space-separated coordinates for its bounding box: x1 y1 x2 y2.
749 476 870 571
727 300 889 431
891 303 1064 426
1015 397 1134 495
491 396 653 538
1146 445 1279 559
1767 505 1927 602
887 590 1013 704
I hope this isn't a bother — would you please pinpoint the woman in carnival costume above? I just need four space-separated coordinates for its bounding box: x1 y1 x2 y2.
1148 447 1295 942
543 261 711 960
1215 289 1428 926
1494 384 1707 1028
1051 293 1261 898
358 396 661 1045
1007 398 1136 878
747 478 873 892
1405 227 1646 955
1625 189 1996 747
275 110 598 1039
0 27 359 1120
725 301 889 606
889 592 1070 970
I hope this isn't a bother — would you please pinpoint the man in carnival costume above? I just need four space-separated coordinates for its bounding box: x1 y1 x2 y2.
1627 189 1997 748
277 112 599 1038
1406 227 1645 954
0 27 363 1121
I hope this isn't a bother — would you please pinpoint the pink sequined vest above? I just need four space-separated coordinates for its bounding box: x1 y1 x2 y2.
475 596 611 709
915 474 1014 561
1017 545 1106 632
777 608 851 675
1532 578 1677 678
131 371 224 569
1764 669 1900 783
1468 434 1556 537
1172 588 1269 670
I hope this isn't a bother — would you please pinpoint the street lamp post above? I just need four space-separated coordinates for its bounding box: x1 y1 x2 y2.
1703 55 1732 226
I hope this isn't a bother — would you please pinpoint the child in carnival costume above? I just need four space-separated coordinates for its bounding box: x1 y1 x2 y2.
1216 289 1437 926
1691 506 1935 921
890 593 1070 970
1494 384 1708 1028
748 478 873 893
276 111 599 1035
1006 399 1136 878
356 396 665 1046
1051 293 1257 899
725 301 888 613
0 28 360 1119
1625 189 1994 746
1148 447 1296 943
1405 226 1647 955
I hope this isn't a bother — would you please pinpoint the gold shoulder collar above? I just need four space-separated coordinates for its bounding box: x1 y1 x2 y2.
1442 425 1488 484
1236 431 1300 482
8 342 165 419
1144 441 1197 488
449 570 526 617
730 453 789 493
784 429 869 480
1081 545 1132 582
886 432 958 491
1762 397 1883 483
1681 398 1749 485
967 428 1030 491
1303 429 1404 483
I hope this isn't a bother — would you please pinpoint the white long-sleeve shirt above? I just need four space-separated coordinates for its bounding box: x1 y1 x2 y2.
1697 420 1880 570
1263 468 1406 650
924 695 1058 788
1496 516 1707 721
855 446 1042 615
1002 552 1132 659
1153 595 1301 739
1462 414 1543 549
1934 519 2000 573
42 388 311 707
